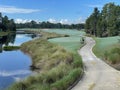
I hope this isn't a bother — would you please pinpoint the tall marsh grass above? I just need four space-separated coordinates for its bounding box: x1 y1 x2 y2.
8 29 83 90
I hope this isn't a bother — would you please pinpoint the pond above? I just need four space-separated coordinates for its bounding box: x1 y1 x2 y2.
0 32 37 89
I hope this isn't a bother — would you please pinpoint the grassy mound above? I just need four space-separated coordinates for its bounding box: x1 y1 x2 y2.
8 29 84 90
93 36 120 69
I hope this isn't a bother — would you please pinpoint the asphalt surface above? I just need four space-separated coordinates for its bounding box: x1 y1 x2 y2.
71 37 120 90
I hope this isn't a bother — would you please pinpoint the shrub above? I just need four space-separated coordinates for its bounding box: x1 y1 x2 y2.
51 68 82 90
73 53 83 68
106 47 120 64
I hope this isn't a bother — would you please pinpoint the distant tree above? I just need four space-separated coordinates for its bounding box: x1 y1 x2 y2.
92 7 100 36
0 13 2 31
85 8 100 36
85 2 120 37
16 21 85 30
0 13 16 32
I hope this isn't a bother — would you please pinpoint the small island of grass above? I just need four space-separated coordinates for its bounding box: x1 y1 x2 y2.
3 46 20 51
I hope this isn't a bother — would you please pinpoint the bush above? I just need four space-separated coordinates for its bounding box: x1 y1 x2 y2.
73 53 83 68
51 68 82 90
111 48 120 55
105 47 120 64
108 53 119 64
104 51 109 60
8 82 26 90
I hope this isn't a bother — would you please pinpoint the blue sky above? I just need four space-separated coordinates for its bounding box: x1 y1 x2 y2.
0 0 120 24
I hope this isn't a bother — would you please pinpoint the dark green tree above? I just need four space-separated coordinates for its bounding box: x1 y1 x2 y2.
85 2 120 37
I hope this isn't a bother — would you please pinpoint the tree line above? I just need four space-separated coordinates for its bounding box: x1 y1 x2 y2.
85 3 120 37
16 21 84 30
0 12 16 32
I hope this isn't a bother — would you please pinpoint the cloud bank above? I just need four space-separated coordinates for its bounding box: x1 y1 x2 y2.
15 17 85 24
48 17 85 24
0 5 40 14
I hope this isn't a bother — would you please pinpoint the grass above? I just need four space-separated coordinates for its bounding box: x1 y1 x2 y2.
8 29 84 90
3 46 20 51
0 31 9 36
93 36 120 69
46 29 85 52
20 29 69 39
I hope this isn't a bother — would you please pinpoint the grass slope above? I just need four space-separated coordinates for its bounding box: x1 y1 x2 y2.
45 29 85 52
8 29 84 90
93 36 120 69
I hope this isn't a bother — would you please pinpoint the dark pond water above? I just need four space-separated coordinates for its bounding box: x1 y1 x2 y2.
0 32 37 89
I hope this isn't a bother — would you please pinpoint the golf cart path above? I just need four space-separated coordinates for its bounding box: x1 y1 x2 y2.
72 37 120 90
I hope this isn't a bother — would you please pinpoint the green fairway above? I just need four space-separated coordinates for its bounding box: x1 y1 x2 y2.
93 36 120 57
43 29 85 36
49 36 81 53
94 36 119 49
47 29 85 53
93 36 120 68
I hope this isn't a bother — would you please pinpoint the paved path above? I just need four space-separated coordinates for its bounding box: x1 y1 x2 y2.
71 37 120 90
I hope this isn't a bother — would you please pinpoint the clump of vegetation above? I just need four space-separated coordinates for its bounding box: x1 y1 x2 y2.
8 30 83 90
93 36 120 69
0 12 16 32
21 39 73 71
104 47 120 64
85 3 120 37
3 46 20 51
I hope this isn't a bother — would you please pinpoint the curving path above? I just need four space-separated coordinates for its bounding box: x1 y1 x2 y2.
71 37 120 90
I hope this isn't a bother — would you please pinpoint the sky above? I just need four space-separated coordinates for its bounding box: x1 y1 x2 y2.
0 0 120 24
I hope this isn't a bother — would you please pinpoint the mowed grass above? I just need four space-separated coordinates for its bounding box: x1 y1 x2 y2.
43 29 85 36
8 29 84 90
93 36 120 69
46 29 85 52
93 36 120 57
49 36 81 53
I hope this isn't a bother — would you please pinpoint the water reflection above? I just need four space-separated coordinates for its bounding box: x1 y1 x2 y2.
0 32 37 89
0 32 37 52
0 33 16 53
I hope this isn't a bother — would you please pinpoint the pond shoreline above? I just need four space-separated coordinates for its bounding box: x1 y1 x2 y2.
8 29 84 90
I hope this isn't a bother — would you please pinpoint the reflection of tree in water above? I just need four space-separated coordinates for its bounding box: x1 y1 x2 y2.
26 34 37 38
0 32 16 53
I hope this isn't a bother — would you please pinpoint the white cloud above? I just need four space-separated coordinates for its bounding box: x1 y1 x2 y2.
48 18 58 23
87 4 103 8
60 19 69 24
75 17 86 24
48 18 71 24
0 5 40 14
15 17 85 25
15 18 40 24
48 17 85 24
15 18 32 23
